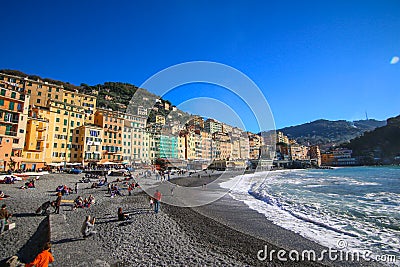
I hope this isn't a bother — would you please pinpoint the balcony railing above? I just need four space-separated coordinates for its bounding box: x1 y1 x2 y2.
0 130 17 136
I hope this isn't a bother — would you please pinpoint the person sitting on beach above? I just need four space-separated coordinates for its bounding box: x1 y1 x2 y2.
25 242 54 267
117 207 129 221
128 184 133 196
91 182 98 189
88 194 95 205
97 179 106 186
0 204 12 234
73 196 84 210
81 215 96 238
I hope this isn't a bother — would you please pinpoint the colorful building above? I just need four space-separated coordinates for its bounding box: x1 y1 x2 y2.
94 108 124 163
22 111 49 171
71 124 103 166
0 78 29 171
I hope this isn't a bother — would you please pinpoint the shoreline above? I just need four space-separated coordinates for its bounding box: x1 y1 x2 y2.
0 172 383 266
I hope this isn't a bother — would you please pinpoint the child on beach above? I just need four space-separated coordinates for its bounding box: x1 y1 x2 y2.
149 197 154 209
25 242 54 267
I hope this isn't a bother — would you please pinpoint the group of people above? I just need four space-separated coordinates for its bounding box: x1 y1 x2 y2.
73 194 95 210
127 182 140 196
1 175 17 184
56 185 74 195
155 170 171 181
108 183 124 197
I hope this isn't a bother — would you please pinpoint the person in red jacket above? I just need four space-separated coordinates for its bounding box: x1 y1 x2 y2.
153 190 162 213
25 242 54 267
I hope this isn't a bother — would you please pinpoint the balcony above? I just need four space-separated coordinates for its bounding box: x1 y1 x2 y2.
1 119 19 124
0 130 17 137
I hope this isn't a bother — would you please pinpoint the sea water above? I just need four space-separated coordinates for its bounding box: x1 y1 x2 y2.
220 166 400 262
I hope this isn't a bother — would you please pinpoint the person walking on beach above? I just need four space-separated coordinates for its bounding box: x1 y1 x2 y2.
75 182 79 194
81 215 96 238
54 192 62 214
0 204 12 234
25 242 54 267
153 190 162 214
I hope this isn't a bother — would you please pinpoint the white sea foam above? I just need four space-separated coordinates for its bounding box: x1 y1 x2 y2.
219 168 400 264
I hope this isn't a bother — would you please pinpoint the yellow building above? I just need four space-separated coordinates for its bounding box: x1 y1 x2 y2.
44 100 86 164
155 114 166 125
22 110 49 170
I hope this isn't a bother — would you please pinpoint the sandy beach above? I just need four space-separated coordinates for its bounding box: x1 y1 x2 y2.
0 172 381 266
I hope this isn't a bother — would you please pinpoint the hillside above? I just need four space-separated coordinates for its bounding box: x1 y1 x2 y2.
342 115 400 164
279 119 386 148
1 69 192 124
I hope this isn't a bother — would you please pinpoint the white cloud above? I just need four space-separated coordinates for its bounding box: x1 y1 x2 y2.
390 56 399 64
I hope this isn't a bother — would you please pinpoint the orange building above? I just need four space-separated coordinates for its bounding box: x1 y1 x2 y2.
94 108 124 163
0 77 29 171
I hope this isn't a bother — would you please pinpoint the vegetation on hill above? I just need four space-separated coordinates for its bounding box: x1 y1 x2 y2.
341 115 400 164
1 69 192 125
279 119 386 149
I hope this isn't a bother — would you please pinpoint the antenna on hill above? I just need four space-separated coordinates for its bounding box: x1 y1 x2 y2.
365 111 369 120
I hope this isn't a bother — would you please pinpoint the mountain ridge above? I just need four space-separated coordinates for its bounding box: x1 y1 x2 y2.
278 118 387 149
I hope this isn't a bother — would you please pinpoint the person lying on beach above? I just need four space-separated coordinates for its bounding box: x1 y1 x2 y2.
117 207 129 221
25 242 54 267
81 215 96 238
0 191 10 198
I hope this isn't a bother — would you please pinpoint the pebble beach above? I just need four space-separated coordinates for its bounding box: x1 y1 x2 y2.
0 172 381 267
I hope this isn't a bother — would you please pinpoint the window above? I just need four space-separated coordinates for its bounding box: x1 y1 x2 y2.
38 92 42 96
38 84 42 88
13 139 19 144
64 119 67 126
54 143 57 148
37 99 41 104
48 94 51 97
55 95 58 99
11 92 16 98
19 129 24 133
8 102 15 110
56 118 60 122
0 99 4 106
0 89 6 96
28 89 31 94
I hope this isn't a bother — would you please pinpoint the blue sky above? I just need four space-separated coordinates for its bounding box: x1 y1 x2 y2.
0 0 399 131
